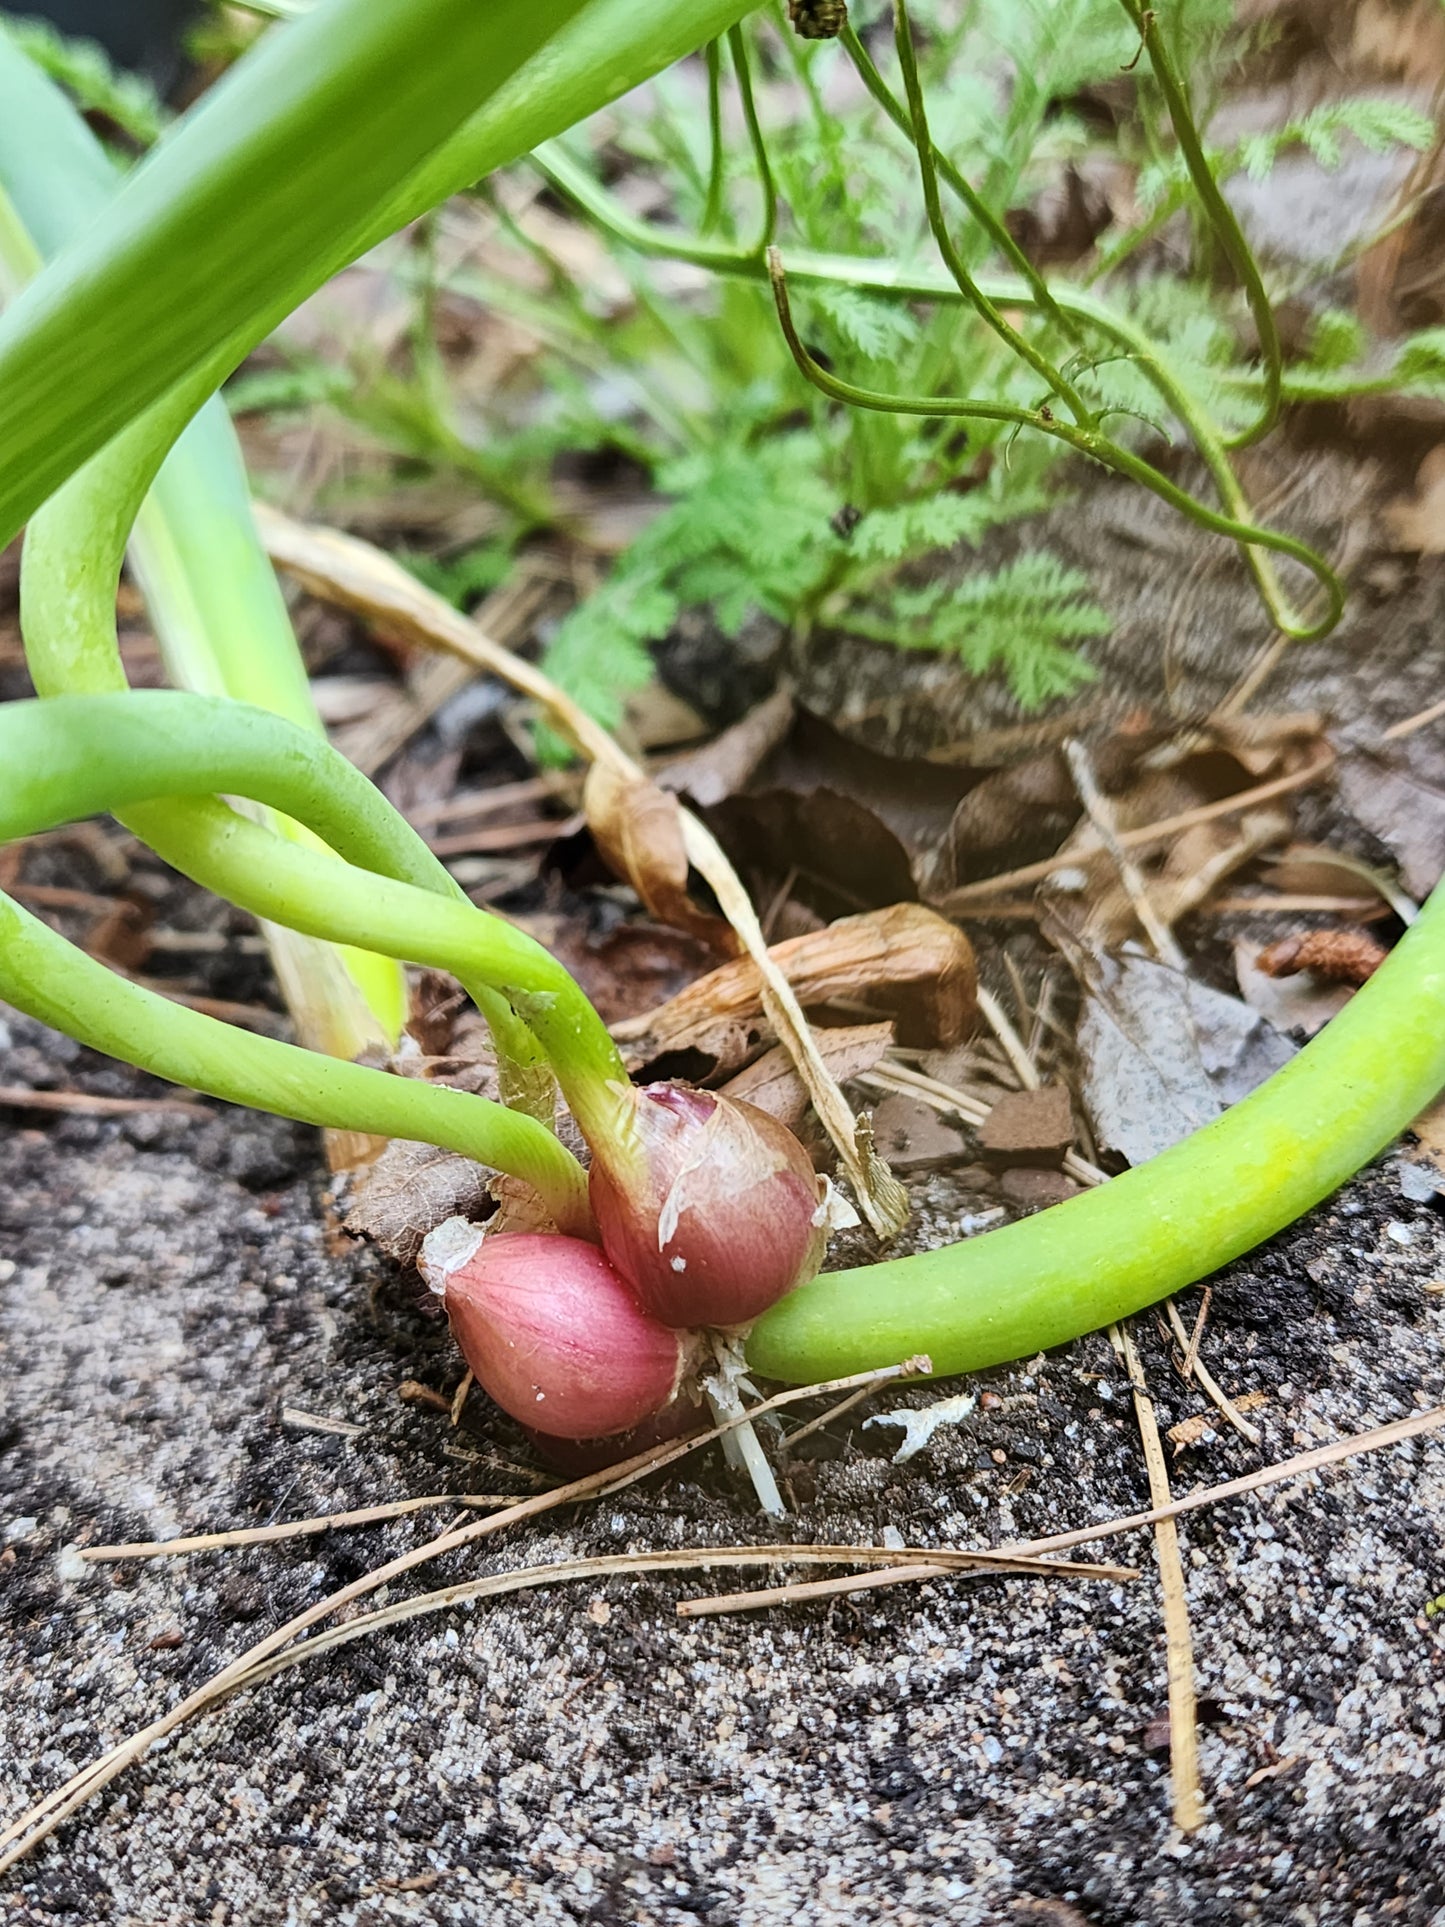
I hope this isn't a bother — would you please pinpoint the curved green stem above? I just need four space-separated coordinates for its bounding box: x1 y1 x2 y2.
0 692 630 1146
0 41 410 1056
892 0 1094 427
767 252 1344 639
535 141 764 273
750 875 1445 1380
16 334 549 1108
837 20 1078 343
0 891 590 1234
702 39 726 235
728 24 777 258
1117 0 1281 450
0 0 765 551
0 0 598 547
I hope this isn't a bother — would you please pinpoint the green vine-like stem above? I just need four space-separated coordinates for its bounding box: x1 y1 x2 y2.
535 146 1342 641
836 18 1080 344
766 251 1344 639
891 0 1095 428
749 873 1445 1381
1116 0 1282 450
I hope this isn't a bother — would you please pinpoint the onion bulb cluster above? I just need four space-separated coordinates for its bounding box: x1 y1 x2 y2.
421 1084 828 1453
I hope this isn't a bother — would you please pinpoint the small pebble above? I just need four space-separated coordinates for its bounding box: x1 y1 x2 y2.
54 1545 90 1583
1399 1163 1443 1205
1385 1222 1414 1247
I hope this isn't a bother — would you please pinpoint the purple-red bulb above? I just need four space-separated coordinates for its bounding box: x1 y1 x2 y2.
420 1224 696 1441
589 1084 826 1329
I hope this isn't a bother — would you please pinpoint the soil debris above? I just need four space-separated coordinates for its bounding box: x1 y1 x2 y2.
978 1084 1076 1168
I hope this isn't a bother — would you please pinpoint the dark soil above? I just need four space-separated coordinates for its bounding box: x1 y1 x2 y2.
2 998 1443 1927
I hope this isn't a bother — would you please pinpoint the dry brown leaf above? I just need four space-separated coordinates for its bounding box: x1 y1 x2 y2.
657 687 796 809
938 749 1078 880
1336 750 1445 899
1261 844 1413 920
1347 0 1445 86
708 705 972 908
721 1023 895 1130
406 969 470 1057
1208 711 1327 778
1234 939 1355 1037
345 1141 492 1269
1075 947 1295 1166
1081 807 1291 949
1382 445 1445 554
582 761 735 952
614 905 978 1078
1255 928 1389 985
621 682 709 754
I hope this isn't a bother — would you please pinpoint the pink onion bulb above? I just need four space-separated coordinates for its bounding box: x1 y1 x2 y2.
522 1395 700 1475
589 1084 826 1329
419 1223 696 1441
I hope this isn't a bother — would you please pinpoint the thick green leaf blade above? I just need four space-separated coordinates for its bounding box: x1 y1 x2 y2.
0 31 405 1044
0 0 755 549
0 0 587 545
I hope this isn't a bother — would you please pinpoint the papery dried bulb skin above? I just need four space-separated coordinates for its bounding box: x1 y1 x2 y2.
427 1229 692 1441
590 1085 827 1329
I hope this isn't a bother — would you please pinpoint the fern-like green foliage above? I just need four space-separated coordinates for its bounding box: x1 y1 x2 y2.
848 555 1109 709
1138 95 1435 208
5 15 164 146
539 566 678 742
1305 308 1368 371
541 435 841 733
397 539 514 607
846 486 1053 563
1389 327 1445 393
521 0 1161 735
187 0 1436 745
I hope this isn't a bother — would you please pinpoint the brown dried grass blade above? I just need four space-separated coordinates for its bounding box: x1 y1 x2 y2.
80 1493 516 1562
204 1544 1134 1697
1112 1323 1205 1834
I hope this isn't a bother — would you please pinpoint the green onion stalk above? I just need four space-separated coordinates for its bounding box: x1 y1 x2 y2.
752 877 1445 1377
0 35 408 1081
0 0 759 1110
0 888 591 1236
0 692 630 1162
0 0 759 548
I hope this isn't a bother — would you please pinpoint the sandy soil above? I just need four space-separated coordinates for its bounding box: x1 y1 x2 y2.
2 1000 1443 1927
